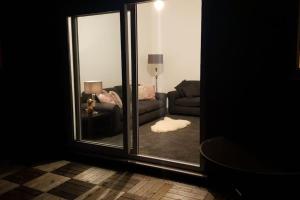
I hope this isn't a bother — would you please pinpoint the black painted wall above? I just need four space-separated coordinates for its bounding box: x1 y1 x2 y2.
0 1 70 161
201 0 300 170
0 0 299 171
0 0 124 162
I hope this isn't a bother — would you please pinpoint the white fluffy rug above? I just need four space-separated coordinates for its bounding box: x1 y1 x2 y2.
151 117 191 133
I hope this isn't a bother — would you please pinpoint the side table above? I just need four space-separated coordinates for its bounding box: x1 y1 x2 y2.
81 111 113 139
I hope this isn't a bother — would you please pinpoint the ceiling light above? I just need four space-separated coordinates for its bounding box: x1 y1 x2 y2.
154 0 165 11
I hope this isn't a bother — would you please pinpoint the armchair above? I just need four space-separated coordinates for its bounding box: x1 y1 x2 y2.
168 80 200 116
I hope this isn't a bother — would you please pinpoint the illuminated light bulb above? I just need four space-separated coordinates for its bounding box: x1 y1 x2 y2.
154 0 165 11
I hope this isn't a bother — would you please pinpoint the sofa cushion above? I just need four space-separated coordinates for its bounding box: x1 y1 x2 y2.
114 85 123 98
97 90 116 105
175 97 200 107
139 100 161 114
181 82 200 97
109 91 123 108
138 85 155 100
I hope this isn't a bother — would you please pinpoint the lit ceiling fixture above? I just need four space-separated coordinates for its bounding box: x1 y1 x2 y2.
154 0 165 11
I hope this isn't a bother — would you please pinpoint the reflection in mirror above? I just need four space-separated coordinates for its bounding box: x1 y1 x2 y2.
137 0 201 164
76 12 124 147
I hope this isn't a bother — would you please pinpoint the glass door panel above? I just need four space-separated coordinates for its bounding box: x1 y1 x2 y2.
136 0 201 165
69 12 124 148
67 1 202 171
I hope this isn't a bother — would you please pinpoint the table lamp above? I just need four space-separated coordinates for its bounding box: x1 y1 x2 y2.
84 81 102 114
148 54 163 92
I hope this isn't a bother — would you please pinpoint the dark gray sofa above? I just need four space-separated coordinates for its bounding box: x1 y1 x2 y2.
81 85 167 135
168 80 200 116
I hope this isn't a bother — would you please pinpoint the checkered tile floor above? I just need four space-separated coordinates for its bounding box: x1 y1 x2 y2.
0 160 215 200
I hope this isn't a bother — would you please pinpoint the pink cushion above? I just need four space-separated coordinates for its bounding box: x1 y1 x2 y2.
97 90 123 108
109 91 123 108
138 85 155 100
97 90 116 105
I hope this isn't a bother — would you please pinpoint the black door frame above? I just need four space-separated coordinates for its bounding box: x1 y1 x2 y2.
66 0 202 174
67 4 131 156
126 0 201 171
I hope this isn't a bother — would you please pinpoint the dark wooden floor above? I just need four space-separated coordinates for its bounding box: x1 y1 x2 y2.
0 160 227 200
0 160 218 200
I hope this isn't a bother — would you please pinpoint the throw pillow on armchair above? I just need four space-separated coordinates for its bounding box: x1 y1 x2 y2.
175 80 200 97
181 82 200 97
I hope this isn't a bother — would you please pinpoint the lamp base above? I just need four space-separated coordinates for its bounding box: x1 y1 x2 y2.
92 111 98 114
85 109 98 115
86 99 95 114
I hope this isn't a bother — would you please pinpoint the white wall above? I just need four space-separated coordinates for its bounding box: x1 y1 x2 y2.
137 0 201 93
77 13 122 91
76 0 201 93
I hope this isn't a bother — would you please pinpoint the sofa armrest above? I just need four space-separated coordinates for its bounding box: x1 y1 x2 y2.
81 102 119 113
81 102 122 134
95 102 120 112
167 91 180 114
156 92 167 107
167 91 180 101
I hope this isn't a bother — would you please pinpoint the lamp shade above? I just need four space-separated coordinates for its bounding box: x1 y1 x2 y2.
148 54 163 64
84 81 102 94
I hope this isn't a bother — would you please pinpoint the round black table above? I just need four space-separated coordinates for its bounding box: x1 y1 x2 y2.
200 137 300 199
